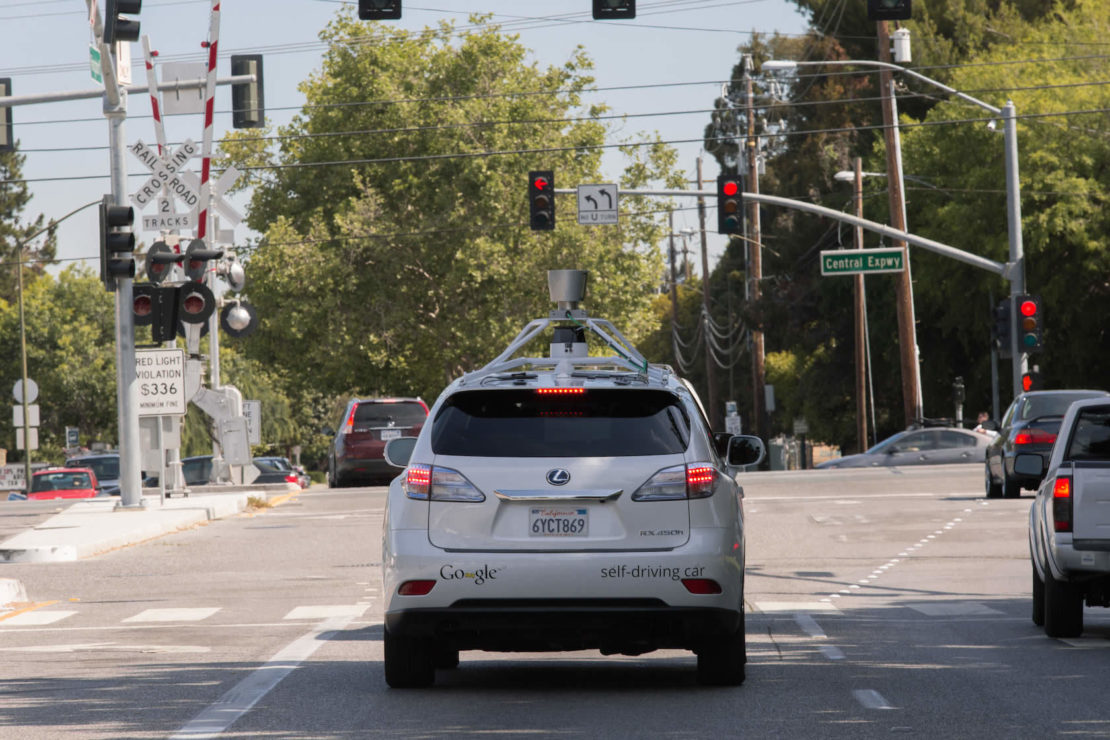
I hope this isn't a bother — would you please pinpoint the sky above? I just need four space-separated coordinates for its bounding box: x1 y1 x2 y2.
2 0 811 278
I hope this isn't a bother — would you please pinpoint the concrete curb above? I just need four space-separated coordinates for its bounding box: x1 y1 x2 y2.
1 577 28 610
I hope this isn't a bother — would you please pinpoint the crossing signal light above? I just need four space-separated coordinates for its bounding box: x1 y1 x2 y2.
867 0 911 21
717 175 744 235
133 284 179 343
230 55 265 129
103 0 142 45
593 0 635 19
99 195 136 291
178 282 217 325
1022 371 1042 393
358 0 401 19
1016 294 1043 353
529 170 555 231
184 239 224 282
144 240 184 285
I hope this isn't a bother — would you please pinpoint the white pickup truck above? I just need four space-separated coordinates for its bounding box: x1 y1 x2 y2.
1025 396 1110 638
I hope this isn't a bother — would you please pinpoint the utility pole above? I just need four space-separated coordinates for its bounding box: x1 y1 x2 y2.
877 21 923 428
743 54 766 441
697 157 719 429
852 158 869 452
668 210 680 368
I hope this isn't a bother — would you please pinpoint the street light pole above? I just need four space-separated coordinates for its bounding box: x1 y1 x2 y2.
762 54 1027 402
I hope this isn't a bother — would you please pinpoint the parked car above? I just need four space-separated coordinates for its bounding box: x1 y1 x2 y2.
816 427 991 469
986 389 1109 498
182 455 214 486
1026 397 1110 637
27 468 101 500
328 397 429 487
379 270 766 688
251 457 303 489
254 456 310 488
65 452 121 496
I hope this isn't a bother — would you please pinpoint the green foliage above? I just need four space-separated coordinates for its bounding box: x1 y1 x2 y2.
0 147 57 306
222 12 676 407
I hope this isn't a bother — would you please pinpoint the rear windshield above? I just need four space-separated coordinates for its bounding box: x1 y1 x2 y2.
431 389 690 458
1017 392 1107 422
32 472 92 491
66 457 118 481
1066 406 1110 461
353 401 426 427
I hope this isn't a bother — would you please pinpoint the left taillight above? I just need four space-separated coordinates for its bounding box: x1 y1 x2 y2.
1052 476 1073 533
1014 428 1056 446
403 463 484 502
284 473 299 485
632 463 718 501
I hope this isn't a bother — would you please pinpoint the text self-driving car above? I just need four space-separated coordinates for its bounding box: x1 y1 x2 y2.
380 271 765 688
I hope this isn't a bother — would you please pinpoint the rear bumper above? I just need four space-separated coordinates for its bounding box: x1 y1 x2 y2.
385 600 741 653
335 457 395 479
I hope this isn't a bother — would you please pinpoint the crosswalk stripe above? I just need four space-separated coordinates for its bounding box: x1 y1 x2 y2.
122 608 222 623
283 605 368 620
0 610 77 626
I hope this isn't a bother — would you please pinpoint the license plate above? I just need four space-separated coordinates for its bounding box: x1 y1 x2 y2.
529 507 588 537
380 429 402 441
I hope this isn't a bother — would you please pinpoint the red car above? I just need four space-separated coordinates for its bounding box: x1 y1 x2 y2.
28 468 101 500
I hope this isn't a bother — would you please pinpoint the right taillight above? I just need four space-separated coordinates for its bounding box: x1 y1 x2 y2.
1052 476 1072 533
633 463 717 501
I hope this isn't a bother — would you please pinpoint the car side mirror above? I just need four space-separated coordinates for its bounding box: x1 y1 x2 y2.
727 435 766 468
1013 453 1044 478
384 437 418 468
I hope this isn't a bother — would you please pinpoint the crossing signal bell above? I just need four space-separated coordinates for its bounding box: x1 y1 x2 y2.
529 171 555 231
103 0 142 45
358 0 401 19
867 0 911 21
1016 294 1043 353
99 195 136 291
717 175 743 235
593 0 635 19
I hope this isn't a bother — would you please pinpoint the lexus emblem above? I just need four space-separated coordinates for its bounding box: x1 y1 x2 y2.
546 468 571 486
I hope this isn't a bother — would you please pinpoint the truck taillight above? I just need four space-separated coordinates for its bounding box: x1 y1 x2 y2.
1052 476 1072 533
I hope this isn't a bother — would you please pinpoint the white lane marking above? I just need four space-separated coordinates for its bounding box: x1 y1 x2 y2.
0 642 209 654
907 602 1004 616
794 613 827 638
0 610 76 626
283 604 368 620
123 608 221 623
754 602 840 613
171 614 353 739
820 645 845 660
853 689 894 709
1060 638 1110 648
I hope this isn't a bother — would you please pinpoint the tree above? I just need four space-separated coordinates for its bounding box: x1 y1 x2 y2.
0 146 56 304
221 12 681 406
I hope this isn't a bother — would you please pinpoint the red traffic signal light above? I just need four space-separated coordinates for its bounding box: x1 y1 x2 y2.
717 175 743 235
1015 294 1043 353
529 170 555 231
1022 371 1042 393
178 282 216 325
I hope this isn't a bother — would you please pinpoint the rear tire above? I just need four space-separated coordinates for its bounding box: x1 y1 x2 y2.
1003 475 1022 499
1044 567 1083 638
435 646 460 670
985 465 1002 499
696 612 746 686
384 627 435 688
1032 563 1045 627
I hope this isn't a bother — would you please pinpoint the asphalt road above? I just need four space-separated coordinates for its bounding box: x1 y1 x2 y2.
1 465 1108 739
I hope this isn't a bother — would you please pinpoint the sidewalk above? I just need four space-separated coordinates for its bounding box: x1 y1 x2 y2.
0 486 301 609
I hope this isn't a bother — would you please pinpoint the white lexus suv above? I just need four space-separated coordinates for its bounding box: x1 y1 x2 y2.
381 271 765 688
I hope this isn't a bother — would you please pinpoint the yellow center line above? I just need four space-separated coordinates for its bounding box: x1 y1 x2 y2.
0 600 60 623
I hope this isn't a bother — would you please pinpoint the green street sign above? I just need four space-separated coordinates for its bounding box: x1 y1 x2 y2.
820 248 906 276
90 46 103 84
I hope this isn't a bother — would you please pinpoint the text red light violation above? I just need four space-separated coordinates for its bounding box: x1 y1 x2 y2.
722 180 739 196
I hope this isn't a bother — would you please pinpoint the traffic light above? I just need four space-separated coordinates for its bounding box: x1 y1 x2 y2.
1022 371 1042 393
528 170 555 231
144 240 184 285
0 78 12 153
183 239 224 282
358 0 401 19
993 298 1013 359
1016 294 1044 353
133 284 179 343
99 195 136 291
103 0 141 45
717 175 744 234
867 0 911 21
231 55 264 129
593 0 635 19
